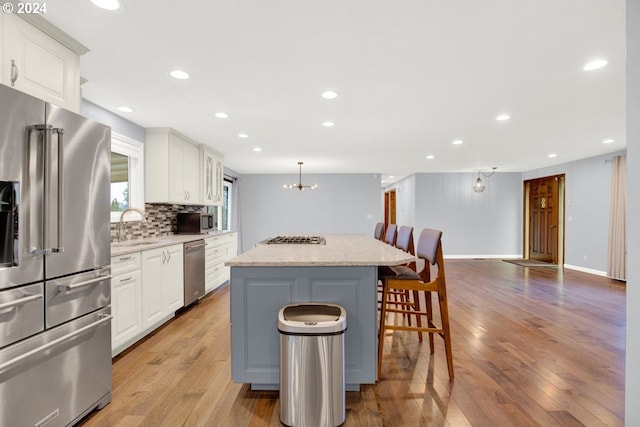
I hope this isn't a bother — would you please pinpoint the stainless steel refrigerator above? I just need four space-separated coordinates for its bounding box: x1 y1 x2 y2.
0 84 112 427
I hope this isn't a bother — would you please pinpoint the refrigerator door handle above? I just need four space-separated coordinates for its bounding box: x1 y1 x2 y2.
27 125 49 255
29 125 65 255
51 128 65 254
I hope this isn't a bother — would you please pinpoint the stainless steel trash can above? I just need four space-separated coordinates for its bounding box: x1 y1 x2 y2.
278 303 347 427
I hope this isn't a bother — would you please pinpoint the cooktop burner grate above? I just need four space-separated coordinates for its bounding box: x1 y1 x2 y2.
266 235 326 245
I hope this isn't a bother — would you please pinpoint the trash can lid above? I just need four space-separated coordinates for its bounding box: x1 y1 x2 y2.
278 303 347 335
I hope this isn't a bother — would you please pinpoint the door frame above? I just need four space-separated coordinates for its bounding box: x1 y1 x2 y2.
523 174 566 265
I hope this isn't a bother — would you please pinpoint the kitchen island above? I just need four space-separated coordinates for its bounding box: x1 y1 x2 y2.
226 234 414 390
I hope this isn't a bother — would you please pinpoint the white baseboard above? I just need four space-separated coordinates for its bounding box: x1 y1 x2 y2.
563 264 608 277
444 254 522 260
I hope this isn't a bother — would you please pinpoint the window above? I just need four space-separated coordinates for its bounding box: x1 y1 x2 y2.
110 132 144 223
215 179 233 231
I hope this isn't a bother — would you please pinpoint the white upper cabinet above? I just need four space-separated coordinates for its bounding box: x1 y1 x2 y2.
1 13 87 113
146 128 202 205
201 145 224 206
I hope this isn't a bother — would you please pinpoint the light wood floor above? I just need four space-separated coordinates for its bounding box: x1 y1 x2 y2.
78 260 625 427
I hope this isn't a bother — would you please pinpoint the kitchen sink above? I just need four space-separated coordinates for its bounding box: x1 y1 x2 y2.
112 239 170 247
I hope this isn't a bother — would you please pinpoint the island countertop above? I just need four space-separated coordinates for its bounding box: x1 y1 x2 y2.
225 233 414 267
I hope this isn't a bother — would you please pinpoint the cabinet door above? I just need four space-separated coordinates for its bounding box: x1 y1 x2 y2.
163 245 184 312
214 158 223 205
141 248 166 330
2 13 80 112
169 134 201 204
111 270 143 352
201 147 223 206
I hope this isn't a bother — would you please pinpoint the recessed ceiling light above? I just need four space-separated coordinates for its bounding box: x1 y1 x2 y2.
252 147 262 152
91 0 120 10
548 153 557 158
117 106 133 113
602 138 615 144
426 155 435 160
322 121 335 127
322 91 338 99
496 114 511 121
170 70 190 80
583 59 608 71
452 139 463 145
238 133 249 138
215 112 229 119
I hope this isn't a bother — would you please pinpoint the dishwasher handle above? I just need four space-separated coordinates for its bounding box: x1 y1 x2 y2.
186 242 207 250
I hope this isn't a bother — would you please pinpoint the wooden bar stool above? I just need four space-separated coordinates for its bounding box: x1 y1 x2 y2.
378 228 454 380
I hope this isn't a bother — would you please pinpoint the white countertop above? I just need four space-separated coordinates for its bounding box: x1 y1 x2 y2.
225 234 415 267
110 230 236 257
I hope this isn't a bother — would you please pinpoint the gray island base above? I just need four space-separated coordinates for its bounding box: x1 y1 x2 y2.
226 234 415 390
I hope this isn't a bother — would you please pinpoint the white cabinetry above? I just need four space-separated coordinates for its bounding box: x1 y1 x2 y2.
146 128 202 205
110 252 143 356
140 244 184 331
205 232 237 293
201 145 224 206
1 12 86 112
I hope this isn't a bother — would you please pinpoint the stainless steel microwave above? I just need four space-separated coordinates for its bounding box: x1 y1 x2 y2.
176 212 215 234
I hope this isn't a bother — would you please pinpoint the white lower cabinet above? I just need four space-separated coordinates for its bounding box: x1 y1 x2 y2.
111 244 184 356
205 232 237 294
111 270 143 354
141 244 184 330
110 252 143 356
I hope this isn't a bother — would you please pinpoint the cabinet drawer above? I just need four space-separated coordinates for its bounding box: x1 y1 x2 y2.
111 252 141 276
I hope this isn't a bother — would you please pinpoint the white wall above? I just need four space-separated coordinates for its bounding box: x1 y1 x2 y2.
626 0 639 423
411 172 523 257
237 173 383 250
82 99 145 141
524 150 624 272
390 175 416 227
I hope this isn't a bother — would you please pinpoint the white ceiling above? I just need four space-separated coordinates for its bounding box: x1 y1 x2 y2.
43 0 626 181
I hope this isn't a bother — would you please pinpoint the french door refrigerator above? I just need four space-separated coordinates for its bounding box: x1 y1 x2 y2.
0 84 112 427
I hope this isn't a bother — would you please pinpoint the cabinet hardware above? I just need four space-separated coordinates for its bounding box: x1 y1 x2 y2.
10 60 19 87
119 276 132 283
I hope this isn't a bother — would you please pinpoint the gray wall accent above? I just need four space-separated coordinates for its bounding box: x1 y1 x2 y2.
391 175 416 227
523 150 624 272
237 173 382 250
411 172 523 256
81 100 145 141
627 0 639 423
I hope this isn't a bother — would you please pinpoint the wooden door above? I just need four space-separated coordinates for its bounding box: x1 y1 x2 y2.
384 189 396 228
529 176 559 263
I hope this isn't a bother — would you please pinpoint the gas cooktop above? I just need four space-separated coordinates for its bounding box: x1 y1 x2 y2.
265 235 326 245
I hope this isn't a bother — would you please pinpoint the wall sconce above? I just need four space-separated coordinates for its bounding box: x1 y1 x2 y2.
473 167 497 192
283 161 318 191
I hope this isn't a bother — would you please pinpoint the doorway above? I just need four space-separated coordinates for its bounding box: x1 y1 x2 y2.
523 175 565 265
384 189 396 229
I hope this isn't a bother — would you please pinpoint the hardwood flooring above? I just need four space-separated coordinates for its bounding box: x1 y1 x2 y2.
78 260 625 427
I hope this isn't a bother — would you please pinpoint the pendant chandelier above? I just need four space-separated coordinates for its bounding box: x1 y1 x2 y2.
473 167 497 192
283 161 318 191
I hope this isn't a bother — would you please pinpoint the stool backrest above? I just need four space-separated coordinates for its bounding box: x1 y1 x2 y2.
395 226 415 254
416 228 444 282
374 222 385 240
384 224 398 245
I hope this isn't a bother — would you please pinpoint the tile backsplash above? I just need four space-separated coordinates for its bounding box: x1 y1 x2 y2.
110 203 209 242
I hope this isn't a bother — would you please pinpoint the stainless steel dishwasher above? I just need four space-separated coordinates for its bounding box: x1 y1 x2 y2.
184 239 206 306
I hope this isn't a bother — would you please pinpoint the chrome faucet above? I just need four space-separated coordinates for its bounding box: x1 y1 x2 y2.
118 208 146 241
